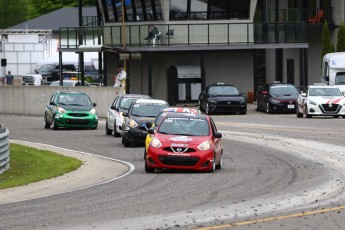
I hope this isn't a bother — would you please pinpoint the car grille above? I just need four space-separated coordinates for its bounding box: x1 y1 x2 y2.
163 147 196 153
217 101 241 106
68 113 89 117
320 104 341 113
65 119 90 125
158 155 199 166
23 76 34 82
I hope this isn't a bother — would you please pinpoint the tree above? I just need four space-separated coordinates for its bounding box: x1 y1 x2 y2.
336 22 345 52
0 0 29 29
321 21 335 65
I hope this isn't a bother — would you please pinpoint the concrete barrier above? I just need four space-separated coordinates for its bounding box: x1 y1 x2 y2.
0 127 10 175
0 85 124 118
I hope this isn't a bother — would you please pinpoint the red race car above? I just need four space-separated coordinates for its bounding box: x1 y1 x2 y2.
145 113 223 173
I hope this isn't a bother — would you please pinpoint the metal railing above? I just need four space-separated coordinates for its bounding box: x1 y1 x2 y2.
0 126 10 175
59 21 306 49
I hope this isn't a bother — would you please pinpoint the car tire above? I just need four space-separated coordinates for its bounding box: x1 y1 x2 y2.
52 119 58 130
198 100 202 111
145 159 155 173
144 148 147 160
105 120 112 135
215 155 222 170
304 104 312 118
296 105 303 118
113 121 121 137
208 155 216 173
44 114 51 129
266 102 272 114
239 109 247 115
123 135 131 147
333 115 339 118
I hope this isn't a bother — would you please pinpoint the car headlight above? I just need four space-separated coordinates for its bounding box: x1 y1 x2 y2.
197 140 211 150
308 100 317 105
129 119 138 128
150 137 162 148
57 107 66 113
90 108 97 114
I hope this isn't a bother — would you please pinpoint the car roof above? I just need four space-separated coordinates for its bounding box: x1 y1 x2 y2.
308 85 340 88
208 83 236 87
161 107 200 114
134 98 168 105
56 91 87 95
120 94 151 98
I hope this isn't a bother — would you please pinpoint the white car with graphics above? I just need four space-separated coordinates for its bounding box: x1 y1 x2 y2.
106 94 151 137
296 84 345 118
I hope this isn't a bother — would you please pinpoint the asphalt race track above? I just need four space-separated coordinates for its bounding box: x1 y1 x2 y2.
1 106 345 230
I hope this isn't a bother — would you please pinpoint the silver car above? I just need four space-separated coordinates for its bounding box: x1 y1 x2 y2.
106 94 151 137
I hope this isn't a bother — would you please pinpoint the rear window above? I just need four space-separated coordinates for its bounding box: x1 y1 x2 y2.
131 103 167 117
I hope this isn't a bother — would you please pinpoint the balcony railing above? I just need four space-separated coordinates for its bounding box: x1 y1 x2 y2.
59 22 306 50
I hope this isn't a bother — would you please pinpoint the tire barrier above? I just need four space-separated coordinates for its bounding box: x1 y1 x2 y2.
0 126 10 174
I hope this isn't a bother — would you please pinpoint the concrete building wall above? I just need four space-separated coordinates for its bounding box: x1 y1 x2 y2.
333 0 344 25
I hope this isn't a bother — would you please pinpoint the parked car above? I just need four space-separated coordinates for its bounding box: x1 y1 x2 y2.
255 82 300 114
144 107 201 159
21 73 36 85
198 83 247 115
39 64 76 85
122 98 169 147
296 84 345 118
106 94 151 137
145 113 223 173
50 80 92 87
44 91 98 130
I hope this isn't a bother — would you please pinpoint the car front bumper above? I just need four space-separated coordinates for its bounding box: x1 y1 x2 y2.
54 113 98 129
123 127 148 145
307 104 345 116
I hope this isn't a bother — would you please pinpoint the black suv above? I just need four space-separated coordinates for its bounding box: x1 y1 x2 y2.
255 82 300 114
198 83 247 115
39 64 76 85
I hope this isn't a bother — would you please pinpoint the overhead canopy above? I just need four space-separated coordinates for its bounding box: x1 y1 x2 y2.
36 52 99 68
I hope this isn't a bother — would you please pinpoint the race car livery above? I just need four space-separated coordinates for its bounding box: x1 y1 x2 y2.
296 85 345 118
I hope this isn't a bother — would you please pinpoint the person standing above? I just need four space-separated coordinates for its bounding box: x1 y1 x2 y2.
114 64 127 94
33 69 43 86
5 71 14 85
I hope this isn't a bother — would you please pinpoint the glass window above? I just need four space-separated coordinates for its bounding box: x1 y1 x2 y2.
115 0 123 22
125 0 134 21
154 0 163 20
170 0 188 20
190 0 207 20
105 0 115 22
134 0 144 21
209 0 228 19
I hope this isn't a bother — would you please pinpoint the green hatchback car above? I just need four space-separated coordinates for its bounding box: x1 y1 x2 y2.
44 91 98 130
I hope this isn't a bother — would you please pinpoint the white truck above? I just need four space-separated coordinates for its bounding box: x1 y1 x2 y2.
322 52 345 94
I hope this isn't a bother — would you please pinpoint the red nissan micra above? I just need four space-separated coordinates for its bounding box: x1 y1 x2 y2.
145 113 223 173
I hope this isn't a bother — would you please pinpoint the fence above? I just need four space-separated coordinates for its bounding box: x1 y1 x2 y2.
0 126 10 175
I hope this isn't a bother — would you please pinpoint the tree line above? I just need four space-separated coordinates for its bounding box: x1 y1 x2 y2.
0 0 96 29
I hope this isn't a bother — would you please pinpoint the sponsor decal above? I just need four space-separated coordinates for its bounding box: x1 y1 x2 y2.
169 136 193 142
171 143 188 147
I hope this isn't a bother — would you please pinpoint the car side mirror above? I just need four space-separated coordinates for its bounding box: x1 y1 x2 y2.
110 105 117 110
301 93 307 97
49 101 55 105
148 128 155 134
214 132 222 138
123 112 128 117
93 102 97 107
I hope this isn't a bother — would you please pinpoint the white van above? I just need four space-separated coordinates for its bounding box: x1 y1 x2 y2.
322 52 345 94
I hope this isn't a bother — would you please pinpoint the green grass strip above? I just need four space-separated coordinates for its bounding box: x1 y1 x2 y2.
0 143 82 190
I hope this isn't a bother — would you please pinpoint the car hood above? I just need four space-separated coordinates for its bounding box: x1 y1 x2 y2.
208 96 245 102
308 96 345 104
60 105 94 112
130 116 155 124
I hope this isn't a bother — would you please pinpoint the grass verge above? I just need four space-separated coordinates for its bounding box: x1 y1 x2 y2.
0 143 82 190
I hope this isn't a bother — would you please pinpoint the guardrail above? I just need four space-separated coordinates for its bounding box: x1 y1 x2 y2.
0 126 10 175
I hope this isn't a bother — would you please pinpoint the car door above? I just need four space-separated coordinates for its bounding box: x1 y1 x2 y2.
108 96 119 130
46 92 57 123
210 118 222 163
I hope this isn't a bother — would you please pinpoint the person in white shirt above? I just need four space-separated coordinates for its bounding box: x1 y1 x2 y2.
33 70 43 86
114 64 127 94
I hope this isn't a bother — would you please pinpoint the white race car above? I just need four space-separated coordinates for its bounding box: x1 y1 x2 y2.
106 94 151 137
296 85 345 118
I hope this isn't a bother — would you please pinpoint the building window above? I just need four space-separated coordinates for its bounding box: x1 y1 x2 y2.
170 0 188 20
190 0 207 20
105 0 115 22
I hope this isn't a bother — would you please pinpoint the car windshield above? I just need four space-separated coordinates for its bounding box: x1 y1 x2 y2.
39 65 55 72
120 98 138 110
309 87 342 96
208 86 239 95
58 94 92 106
335 73 345 85
270 85 299 96
131 104 167 117
158 117 210 136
